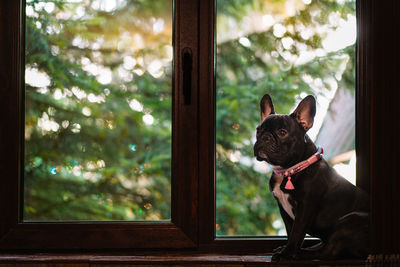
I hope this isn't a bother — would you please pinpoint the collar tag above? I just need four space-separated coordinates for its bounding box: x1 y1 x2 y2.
272 147 324 190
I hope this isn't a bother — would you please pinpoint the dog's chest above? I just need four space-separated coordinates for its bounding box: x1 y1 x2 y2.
271 176 295 220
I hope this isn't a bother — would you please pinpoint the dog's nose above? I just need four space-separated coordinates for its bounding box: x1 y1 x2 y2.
253 143 260 157
255 149 268 161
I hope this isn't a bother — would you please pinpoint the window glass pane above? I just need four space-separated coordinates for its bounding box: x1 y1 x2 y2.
24 0 172 221
216 0 356 235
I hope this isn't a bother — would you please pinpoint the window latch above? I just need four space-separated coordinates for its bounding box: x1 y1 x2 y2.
182 47 192 105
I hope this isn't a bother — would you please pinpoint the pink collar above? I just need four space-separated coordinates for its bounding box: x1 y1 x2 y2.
272 147 324 190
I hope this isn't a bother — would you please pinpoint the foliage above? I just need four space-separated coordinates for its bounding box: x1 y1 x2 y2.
25 0 173 220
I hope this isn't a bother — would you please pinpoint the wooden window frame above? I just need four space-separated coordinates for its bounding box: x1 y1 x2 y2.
1 0 399 257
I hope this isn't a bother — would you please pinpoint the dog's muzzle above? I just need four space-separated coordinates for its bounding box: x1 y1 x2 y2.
254 143 269 161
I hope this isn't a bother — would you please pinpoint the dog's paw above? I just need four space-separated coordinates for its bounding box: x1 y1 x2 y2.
271 252 283 262
271 247 298 262
271 252 293 261
273 245 286 253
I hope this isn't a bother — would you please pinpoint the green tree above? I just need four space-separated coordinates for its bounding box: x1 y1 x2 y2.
25 0 173 220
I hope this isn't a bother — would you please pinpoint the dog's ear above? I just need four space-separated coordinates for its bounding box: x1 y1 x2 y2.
260 94 275 121
291 95 316 131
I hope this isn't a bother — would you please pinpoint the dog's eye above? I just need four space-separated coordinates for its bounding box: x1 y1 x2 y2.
277 129 287 137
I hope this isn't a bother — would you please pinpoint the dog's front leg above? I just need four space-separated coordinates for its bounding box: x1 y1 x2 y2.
272 204 294 253
272 195 319 261
279 204 294 238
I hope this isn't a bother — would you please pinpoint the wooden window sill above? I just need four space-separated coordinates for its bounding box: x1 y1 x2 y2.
0 253 366 266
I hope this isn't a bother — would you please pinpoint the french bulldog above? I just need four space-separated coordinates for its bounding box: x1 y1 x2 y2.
253 94 369 261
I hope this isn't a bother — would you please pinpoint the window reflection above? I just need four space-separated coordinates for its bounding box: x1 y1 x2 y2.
24 0 172 221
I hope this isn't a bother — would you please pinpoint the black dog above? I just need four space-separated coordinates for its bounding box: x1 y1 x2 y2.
253 94 369 261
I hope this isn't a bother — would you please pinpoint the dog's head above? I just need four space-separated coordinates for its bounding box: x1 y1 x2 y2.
253 94 316 168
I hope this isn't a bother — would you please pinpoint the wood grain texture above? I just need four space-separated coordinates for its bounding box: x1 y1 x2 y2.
355 0 372 195
0 222 195 249
0 254 366 266
0 0 23 240
198 0 215 246
368 0 400 255
171 0 199 244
